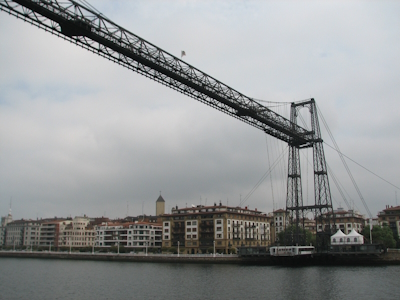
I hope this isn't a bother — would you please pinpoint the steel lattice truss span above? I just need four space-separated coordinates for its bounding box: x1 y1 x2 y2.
0 0 314 147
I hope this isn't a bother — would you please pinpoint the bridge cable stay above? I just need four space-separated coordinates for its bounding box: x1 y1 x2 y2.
239 146 288 207
316 105 373 219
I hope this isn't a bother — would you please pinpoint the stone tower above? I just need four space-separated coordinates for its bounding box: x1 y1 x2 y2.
156 194 165 216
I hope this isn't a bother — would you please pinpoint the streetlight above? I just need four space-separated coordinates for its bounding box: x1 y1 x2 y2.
177 241 180 257
49 241 52 252
213 241 215 257
145 241 148 257
69 237 72 254
92 234 95 254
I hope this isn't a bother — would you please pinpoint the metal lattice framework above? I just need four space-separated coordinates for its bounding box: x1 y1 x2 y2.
1 0 335 247
286 99 334 249
0 0 314 146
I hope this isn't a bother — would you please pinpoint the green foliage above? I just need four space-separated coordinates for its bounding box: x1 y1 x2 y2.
168 247 177 254
277 225 316 246
78 247 92 252
207 247 214 254
361 224 396 248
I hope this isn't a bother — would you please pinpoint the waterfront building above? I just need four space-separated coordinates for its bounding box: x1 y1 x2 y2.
95 221 162 251
58 216 95 248
161 204 272 254
4 218 70 248
273 209 289 242
124 215 161 223
378 205 400 239
0 210 13 247
303 218 316 234
318 207 366 234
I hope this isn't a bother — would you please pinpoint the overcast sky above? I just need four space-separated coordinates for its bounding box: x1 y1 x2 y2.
0 0 399 220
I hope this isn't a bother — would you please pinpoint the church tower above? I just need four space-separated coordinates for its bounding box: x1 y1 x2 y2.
156 194 165 216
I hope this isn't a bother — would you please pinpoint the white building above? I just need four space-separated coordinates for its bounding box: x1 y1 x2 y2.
96 221 162 250
273 209 289 241
58 216 94 248
0 210 13 247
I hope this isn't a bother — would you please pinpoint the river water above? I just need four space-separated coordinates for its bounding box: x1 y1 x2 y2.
0 257 399 299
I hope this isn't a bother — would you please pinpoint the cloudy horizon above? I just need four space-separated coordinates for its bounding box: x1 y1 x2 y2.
1 0 399 221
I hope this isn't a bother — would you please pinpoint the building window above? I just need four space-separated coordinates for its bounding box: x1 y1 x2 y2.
187 221 191 226
192 235 197 239
216 227 222 231
164 229 169 233
187 235 191 239
192 221 197 225
164 222 169 227
216 220 222 224
187 228 191 232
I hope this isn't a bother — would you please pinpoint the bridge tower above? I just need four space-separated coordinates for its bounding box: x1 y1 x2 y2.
286 99 335 250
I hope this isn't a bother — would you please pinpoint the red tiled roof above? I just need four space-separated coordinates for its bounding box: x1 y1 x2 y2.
384 205 400 212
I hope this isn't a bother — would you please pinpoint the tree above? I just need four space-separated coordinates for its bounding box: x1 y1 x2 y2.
361 224 396 248
277 225 315 246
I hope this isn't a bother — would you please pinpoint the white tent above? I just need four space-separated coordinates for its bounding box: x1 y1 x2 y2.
346 229 364 244
331 229 347 245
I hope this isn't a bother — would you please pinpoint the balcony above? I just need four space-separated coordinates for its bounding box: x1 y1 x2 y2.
200 222 213 228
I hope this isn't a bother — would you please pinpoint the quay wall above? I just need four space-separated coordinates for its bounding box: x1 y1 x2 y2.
1 251 400 265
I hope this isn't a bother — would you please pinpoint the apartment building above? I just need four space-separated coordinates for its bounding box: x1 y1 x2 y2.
0 211 13 246
4 218 71 248
273 209 289 242
58 216 95 248
378 205 400 238
161 204 272 254
95 221 162 250
318 207 366 234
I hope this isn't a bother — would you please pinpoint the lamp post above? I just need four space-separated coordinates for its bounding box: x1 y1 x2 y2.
92 233 95 254
213 240 215 257
146 241 148 257
69 237 72 254
117 241 120 255
177 241 180 257
49 241 52 252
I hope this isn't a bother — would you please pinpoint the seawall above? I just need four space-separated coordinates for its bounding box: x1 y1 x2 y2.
1 251 400 265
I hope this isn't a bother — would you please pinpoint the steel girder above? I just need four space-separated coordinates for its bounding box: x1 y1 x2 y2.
0 0 313 146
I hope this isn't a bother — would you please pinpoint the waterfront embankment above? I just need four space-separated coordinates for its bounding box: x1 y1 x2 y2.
1 250 400 265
